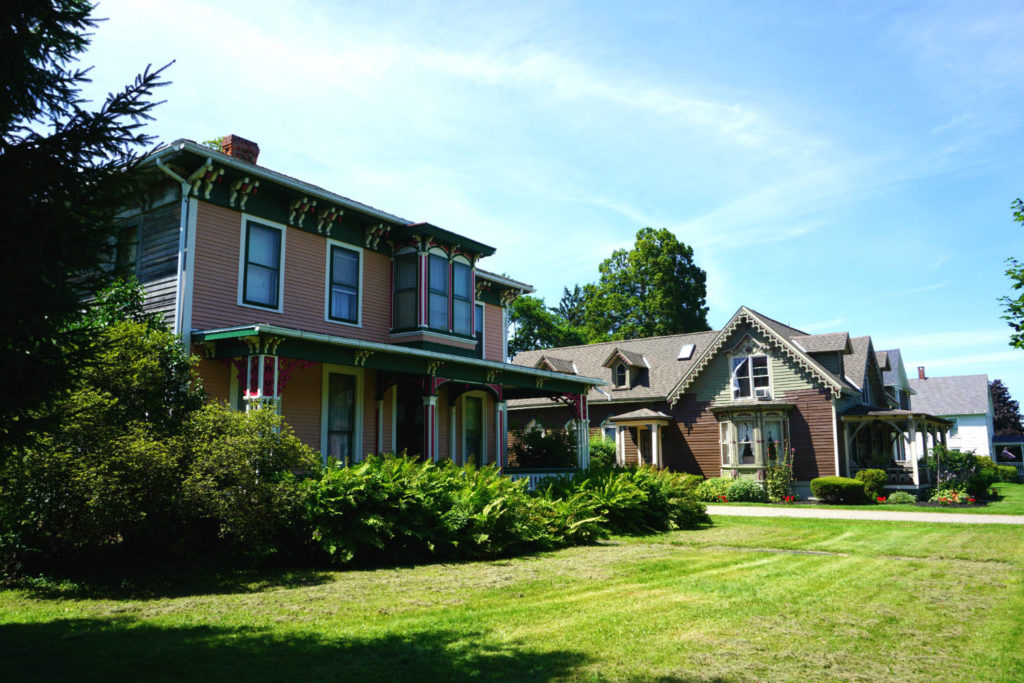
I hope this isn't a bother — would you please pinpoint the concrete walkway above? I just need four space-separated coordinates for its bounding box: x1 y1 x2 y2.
706 504 1024 525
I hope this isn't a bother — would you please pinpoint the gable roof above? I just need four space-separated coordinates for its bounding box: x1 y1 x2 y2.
881 349 903 387
535 356 576 374
790 332 851 354
909 374 991 416
602 347 647 369
875 351 891 372
667 307 849 403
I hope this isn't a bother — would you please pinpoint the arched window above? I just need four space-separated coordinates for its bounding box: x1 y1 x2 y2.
613 363 627 387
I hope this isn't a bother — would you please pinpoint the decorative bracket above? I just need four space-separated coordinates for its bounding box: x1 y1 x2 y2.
229 177 259 209
354 350 374 367
366 223 391 250
316 206 343 235
289 196 317 227
476 279 492 299
200 341 216 359
191 166 224 199
240 335 284 355
535 376 546 389
500 289 520 307
485 368 501 383
426 360 445 376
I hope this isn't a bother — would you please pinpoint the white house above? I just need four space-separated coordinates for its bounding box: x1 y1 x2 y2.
908 369 993 457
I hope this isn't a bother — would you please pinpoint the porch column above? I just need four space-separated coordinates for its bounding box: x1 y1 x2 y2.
908 419 920 486
243 353 281 412
650 424 661 468
376 399 384 454
617 425 626 466
422 395 438 461
843 422 852 478
449 401 457 463
495 401 508 469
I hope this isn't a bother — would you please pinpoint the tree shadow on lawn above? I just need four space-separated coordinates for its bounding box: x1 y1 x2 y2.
0 617 590 682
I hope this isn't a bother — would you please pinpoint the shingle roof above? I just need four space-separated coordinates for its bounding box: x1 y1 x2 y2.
846 336 870 389
535 356 576 374
790 332 851 353
875 351 890 371
909 374 991 416
881 349 903 387
608 408 672 421
602 347 647 368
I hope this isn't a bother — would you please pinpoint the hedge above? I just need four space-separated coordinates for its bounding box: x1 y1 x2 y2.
810 476 867 504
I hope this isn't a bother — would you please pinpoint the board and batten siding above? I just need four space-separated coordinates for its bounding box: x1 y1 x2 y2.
189 201 393 342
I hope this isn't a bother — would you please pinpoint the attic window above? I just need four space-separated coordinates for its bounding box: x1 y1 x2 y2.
678 343 695 360
613 363 627 388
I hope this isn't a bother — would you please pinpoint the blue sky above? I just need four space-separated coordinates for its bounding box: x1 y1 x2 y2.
85 0 1023 396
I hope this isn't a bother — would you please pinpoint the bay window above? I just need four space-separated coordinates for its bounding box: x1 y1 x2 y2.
452 262 473 335
428 254 449 331
394 252 417 330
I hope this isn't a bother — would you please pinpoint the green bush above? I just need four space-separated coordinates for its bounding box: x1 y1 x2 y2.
810 476 867 504
855 469 888 500
694 477 732 502
764 448 795 502
884 490 917 504
726 478 768 503
588 435 616 471
997 465 1018 482
967 456 1000 495
179 403 319 558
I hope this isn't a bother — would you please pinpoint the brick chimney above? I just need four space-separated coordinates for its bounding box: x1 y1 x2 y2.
918 366 926 380
220 134 260 164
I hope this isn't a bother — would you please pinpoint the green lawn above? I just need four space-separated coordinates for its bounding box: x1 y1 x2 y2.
714 481 1024 515
2 517 1022 682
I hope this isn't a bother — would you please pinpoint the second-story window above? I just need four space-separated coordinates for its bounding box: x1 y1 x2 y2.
394 253 417 330
328 244 360 324
452 262 472 336
732 355 769 399
243 221 283 309
428 254 449 331
115 225 139 273
613 363 627 388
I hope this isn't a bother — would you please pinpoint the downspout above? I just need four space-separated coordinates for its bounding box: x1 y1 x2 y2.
155 157 191 346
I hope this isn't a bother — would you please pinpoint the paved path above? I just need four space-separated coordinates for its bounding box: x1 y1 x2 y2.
706 504 1024 525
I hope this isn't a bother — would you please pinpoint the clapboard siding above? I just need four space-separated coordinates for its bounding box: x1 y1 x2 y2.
785 388 837 479
664 397 719 476
135 201 180 328
197 357 230 403
484 303 504 361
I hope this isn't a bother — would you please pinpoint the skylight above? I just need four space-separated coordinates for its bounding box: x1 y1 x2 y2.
678 343 695 360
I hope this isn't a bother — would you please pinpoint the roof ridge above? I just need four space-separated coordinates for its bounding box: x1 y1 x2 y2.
742 306 808 336
513 328 716 355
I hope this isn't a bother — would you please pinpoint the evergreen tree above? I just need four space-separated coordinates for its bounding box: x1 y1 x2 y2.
1001 198 1024 349
0 2 170 448
990 379 1024 436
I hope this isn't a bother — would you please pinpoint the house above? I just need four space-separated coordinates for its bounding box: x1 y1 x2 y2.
121 135 601 466
509 307 951 495
908 369 994 457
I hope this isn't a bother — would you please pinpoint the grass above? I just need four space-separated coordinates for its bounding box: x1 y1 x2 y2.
2 517 1023 682
713 481 1024 515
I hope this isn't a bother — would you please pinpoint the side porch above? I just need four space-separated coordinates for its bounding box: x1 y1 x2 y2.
841 407 952 490
192 324 602 469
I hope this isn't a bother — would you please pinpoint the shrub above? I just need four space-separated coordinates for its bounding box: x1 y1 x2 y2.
885 490 917 504
855 469 888 500
967 456 1000 495
929 486 973 505
179 403 319 558
764 447 795 502
588 435 616 471
810 476 867 504
726 478 768 503
509 422 576 468
996 465 1018 482
694 477 732 502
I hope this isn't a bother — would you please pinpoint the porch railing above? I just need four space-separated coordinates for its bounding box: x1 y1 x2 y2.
504 468 576 491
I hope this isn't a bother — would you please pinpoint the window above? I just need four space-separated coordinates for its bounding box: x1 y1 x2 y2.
603 424 616 441
326 372 356 462
428 254 449 331
948 418 959 438
328 244 360 324
475 302 484 357
736 419 756 464
115 225 139 273
720 422 731 465
613 363 627 387
764 419 789 462
394 252 418 329
452 262 473 335
731 355 769 399
242 221 283 309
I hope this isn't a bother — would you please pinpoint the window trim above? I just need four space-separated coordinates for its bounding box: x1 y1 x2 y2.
320 363 365 466
613 362 628 388
237 215 287 313
324 239 363 327
730 353 771 400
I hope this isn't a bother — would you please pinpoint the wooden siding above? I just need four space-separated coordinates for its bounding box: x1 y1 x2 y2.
810 351 842 376
281 361 322 452
663 396 719 476
484 303 504 361
362 369 377 457
135 200 180 328
190 201 393 341
197 357 231 403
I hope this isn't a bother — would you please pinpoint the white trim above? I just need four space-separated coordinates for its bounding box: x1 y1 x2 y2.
181 198 199 347
324 239 364 328
237 213 287 314
830 398 841 476
461 391 489 466
388 329 476 345
320 363 365 465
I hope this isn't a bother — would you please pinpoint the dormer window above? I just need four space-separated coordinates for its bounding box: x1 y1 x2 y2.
732 354 769 399
613 362 628 388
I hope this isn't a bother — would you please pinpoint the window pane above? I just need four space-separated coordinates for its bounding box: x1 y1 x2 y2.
734 376 750 397
248 224 280 267
429 255 448 293
328 373 356 461
453 300 471 335
332 247 359 287
331 288 356 321
395 290 416 329
453 263 472 298
752 356 768 376
475 303 484 336
429 292 448 330
396 254 417 289
246 264 277 306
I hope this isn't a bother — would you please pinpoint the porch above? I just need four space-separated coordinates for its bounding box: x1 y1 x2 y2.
841 407 951 489
192 324 603 469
